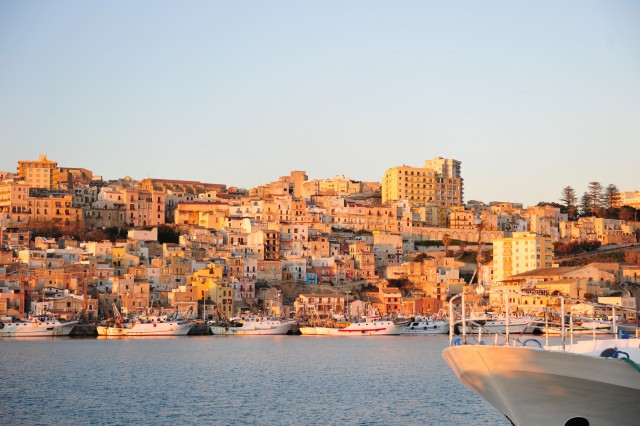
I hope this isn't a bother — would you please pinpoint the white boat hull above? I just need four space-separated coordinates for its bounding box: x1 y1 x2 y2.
443 341 640 426
301 320 401 336
400 320 449 335
465 319 532 334
97 321 192 336
0 320 78 337
300 326 341 336
232 321 296 335
210 325 239 335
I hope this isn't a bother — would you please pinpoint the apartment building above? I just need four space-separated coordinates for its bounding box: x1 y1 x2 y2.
99 186 165 227
0 180 31 226
492 232 554 283
301 175 365 197
27 190 84 226
382 157 463 206
17 154 60 189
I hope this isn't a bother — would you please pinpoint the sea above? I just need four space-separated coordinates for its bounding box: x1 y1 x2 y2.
0 335 510 426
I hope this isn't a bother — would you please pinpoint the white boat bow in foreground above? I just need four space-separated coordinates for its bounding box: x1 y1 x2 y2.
443 290 640 426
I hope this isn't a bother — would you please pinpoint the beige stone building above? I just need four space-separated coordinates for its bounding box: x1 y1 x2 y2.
301 175 365 198
174 201 229 228
492 232 554 283
27 190 84 226
382 157 463 206
0 180 31 227
99 186 165 227
17 154 60 189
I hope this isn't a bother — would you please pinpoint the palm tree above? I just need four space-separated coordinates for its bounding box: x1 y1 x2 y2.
443 233 451 257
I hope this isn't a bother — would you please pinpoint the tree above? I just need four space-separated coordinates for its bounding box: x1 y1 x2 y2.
604 184 621 209
587 181 604 214
157 224 180 244
537 201 565 212
579 192 593 216
619 206 639 221
560 186 577 219
442 233 451 257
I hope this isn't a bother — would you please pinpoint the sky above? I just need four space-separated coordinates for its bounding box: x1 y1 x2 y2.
1 1 639 207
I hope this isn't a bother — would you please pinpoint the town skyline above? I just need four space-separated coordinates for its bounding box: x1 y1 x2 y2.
0 153 635 209
2 2 639 207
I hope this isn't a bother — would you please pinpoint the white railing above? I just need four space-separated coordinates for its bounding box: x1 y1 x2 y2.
449 289 639 349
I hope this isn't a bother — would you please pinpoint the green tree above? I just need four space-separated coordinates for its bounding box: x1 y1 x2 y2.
604 184 621 209
587 181 604 214
157 224 180 244
579 192 593 216
560 186 577 219
619 206 639 221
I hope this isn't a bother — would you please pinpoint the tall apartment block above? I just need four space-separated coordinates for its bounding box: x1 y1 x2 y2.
492 232 554 283
17 154 60 190
381 157 463 206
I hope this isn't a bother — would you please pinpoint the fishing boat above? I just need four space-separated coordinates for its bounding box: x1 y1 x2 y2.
0 315 78 337
300 316 402 336
221 316 297 335
443 291 640 426
399 316 449 335
97 305 193 337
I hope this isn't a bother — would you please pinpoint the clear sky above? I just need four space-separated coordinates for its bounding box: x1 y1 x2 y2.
1 1 638 207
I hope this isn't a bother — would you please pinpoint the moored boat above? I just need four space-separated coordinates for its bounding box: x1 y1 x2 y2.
226 316 297 335
97 305 194 337
443 290 640 426
301 316 402 336
443 338 640 426
456 313 536 335
400 316 449 335
0 315 78 337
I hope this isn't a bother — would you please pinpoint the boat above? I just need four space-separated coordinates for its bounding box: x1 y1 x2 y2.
399 316 449 335
209 323 238 336
223 316 298 335
97 305 193 337
0 315 78 337
300 316 402 336
462 314 535 334
96 315 193 337
443 290 640 426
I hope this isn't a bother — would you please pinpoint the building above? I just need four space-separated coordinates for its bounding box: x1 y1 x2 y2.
492 232 554 283
381 157 463 206
17 154 60 190
620 191 640 209
423 157 462 179
0 179 31 227
301 175 365 198
27 189 84 226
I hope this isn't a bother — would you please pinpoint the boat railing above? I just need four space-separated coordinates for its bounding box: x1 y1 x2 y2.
449 289 639 350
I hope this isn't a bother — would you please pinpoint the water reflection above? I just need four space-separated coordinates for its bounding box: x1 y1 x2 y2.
0 336 509 425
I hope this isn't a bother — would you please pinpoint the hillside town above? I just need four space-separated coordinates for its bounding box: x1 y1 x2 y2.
1 154 640 325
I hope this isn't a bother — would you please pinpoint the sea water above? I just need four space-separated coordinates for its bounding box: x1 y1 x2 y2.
0 335 509 425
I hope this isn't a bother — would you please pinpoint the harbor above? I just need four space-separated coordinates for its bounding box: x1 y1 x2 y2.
0 335 510 426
